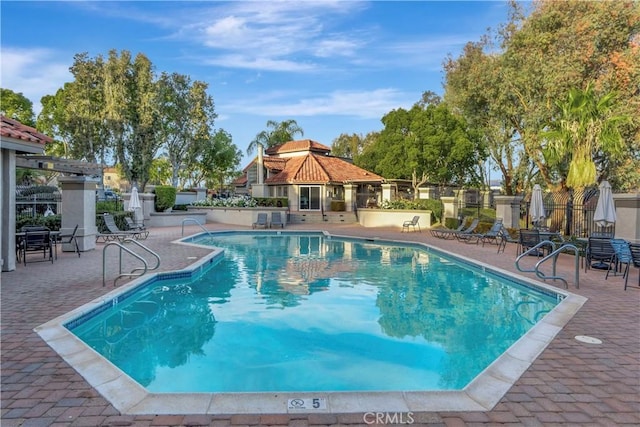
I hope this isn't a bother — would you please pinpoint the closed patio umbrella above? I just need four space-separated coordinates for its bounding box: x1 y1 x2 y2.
128 187 143 224
530 184 546 228
593 180 616 228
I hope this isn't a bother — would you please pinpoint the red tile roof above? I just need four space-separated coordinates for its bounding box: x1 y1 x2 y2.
265 153 384 185
0 115 53 145
265 139 331 156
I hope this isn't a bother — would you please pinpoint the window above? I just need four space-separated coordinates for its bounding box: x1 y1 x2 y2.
299 186 321 210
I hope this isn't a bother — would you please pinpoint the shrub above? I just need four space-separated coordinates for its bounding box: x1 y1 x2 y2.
96 200 121 214
380 198 443 223
253 197 288 207
16 214 61 231
191 196 259 208
155 186 177 212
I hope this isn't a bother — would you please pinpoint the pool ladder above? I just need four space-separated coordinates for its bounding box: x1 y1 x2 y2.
181 217 213 237
515 240 580 289
102 238 161 287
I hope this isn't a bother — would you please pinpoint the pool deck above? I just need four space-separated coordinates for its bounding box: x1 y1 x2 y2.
2 222 639 426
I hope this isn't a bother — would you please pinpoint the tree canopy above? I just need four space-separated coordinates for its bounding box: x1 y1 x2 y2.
444 0 639 192
35 49 240 191
247 119 304 155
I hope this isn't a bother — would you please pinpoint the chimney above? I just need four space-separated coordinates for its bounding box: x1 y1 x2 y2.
257 144 264 185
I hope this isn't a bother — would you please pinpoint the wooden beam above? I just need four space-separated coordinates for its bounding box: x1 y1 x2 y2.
16 155 103 176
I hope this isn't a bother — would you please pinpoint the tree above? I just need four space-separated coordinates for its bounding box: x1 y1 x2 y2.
359 100 485 190
545 84 627 190
331 133 365 159
103 50 161 190
0 88 35 126
247 119 304 155
501 0 639 191
444 0 640 192
199 129 242 192
148 157 172 186
156 73 218 187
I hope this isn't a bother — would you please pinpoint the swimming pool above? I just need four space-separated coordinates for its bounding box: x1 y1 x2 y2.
36 231 586 414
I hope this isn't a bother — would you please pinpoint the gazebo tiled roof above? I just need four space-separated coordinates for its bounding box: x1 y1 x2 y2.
265 153 383 185
1 115 53 145
265 139 331 156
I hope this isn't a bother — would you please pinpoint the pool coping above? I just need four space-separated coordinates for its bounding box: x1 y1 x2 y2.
34 230 587 415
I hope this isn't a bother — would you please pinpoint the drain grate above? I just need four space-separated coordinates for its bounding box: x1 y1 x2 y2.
575 335 603 344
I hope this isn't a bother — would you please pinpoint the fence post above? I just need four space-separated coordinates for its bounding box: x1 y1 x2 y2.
494 195 523 230
441 196 458 223
612 193 640 242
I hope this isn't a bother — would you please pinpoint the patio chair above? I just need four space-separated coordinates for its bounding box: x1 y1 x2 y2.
270 212 284 228
97 213 142 242
496 226 518 254
436 218 479 240
124 216 149 239
401 216 421 233
58 224 80 257
629 243 640 289
252 213 268 229
606 239 634 290
430 219 467 239
518 229 545 257
585 236 615 272
457 218 503 245
19 226 53 265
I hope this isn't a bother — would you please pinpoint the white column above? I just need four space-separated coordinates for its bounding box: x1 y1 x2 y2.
1 149 16 271
58 176 98 252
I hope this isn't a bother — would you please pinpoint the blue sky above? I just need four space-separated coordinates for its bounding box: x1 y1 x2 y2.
1 1 511 167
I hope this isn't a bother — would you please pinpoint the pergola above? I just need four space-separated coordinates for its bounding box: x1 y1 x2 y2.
1 116 102 272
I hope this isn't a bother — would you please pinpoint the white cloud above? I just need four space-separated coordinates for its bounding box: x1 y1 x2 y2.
224 88 414 119
0 47 71 113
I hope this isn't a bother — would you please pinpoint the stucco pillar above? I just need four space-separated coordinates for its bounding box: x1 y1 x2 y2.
419 186 436 200
194 188 207 201
495 195 523 229
58 176 98 252
344 184 356 212
381 183 392 203
613 193 640 242
455 189 467 209
441 196 458 221
1 149 16 271
141 193 155 220
482 190 492 209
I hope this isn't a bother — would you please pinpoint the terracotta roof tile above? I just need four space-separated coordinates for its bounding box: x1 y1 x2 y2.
0 115 53 144
265 153 383 184
265 139 331 156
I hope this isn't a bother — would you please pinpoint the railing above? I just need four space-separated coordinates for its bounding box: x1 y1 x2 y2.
181 217 212 237
515 240 580 289
102 239 161 287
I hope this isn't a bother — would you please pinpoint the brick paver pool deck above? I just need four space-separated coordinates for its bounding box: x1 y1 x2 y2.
2 223 639 426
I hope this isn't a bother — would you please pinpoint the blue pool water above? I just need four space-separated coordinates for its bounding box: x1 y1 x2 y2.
69 232 560 393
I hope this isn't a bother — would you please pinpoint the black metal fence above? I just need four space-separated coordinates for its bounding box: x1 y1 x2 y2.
521 188 612 237
16 185 62 218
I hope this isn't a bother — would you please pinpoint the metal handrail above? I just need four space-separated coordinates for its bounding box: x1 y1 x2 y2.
103 241 148 287
515 240 557 273
534 244 580 289
121 238 161 275
515 240 580 289
181 217 212 237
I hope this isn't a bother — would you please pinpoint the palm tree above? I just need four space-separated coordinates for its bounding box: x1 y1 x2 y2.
246 119 304 155
546 83 626 190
